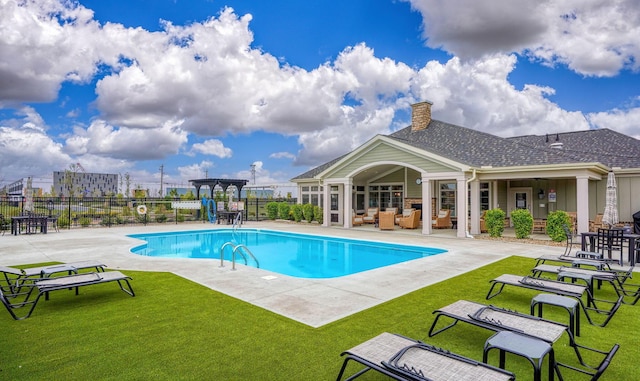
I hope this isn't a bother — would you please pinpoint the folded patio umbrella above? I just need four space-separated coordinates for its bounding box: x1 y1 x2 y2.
602 171 619 227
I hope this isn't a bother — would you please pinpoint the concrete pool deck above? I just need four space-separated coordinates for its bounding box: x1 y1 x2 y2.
1 221 567 327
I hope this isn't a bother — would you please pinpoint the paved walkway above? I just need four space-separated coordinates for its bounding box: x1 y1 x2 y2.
1 221 565 327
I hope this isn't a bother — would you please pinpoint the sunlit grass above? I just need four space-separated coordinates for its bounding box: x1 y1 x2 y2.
1 256 635 380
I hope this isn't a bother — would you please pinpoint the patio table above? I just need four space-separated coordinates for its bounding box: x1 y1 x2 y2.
581 231 639 266
11 216 48 235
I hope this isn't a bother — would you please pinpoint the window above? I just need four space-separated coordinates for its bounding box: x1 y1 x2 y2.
480 182 490 211
440 182 456 217
368 184 403 210
299 184 323 207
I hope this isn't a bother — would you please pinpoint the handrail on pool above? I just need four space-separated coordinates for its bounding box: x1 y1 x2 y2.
219 241 259 270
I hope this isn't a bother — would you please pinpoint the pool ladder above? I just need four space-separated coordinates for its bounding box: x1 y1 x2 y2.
220 242 259 270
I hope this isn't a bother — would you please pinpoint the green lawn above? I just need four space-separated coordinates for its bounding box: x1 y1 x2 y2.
2 256 637 380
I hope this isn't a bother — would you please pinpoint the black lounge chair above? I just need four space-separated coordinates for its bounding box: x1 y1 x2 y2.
531 264 639 304
428 300 619 369
534 250 614 268
336 332 515 381
486 274 623 327
1 260 106 294
557 344 619 381
1 271 134 320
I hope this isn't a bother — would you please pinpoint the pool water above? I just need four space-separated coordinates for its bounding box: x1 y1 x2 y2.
128 229 446 279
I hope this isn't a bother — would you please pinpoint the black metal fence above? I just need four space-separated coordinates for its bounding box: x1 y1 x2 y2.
0 197 297 229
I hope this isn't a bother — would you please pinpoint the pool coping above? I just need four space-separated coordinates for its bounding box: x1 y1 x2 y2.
0 221 564 327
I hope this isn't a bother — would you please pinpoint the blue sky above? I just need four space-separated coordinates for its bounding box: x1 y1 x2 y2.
1 0 639 193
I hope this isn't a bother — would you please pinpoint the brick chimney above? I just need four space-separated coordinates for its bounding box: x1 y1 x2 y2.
411 101 432 132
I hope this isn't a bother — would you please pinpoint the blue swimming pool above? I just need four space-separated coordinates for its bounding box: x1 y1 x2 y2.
128 229 446 278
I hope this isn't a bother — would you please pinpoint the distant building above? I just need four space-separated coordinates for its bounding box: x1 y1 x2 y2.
53 171 118 197
1 177 51 198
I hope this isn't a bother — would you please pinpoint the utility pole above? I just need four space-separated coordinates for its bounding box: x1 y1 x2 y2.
159 164 164 197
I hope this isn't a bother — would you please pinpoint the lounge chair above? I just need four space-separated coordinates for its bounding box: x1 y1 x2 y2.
362 208 378 224
432 209 452 229
352 210 364 226
531 264 639 306
395 208 413 225
1 260 106 294
336 332 515 381
399 210 421 229
557 344 619 381
1 271 134 320
428 300 619 369
378 211 395 230
486 274 623 327
534 250 613 268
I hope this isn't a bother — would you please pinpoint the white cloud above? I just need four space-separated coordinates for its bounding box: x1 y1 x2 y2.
191 139 232 158
177 160 214 180
588 107 640 139
406 0 640 76
269 152 295 160
65 119 188 160
0 107 72 180
410 55 589 137
0 0 638 179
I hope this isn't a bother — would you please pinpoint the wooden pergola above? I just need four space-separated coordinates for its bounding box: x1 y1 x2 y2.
189 178 249 199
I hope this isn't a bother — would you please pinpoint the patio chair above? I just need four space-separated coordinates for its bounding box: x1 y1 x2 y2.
395 208 413 225
378 211 395 230
362 208 378 224
566 212 577 234
596 228 624 265
427 300 618 369
385 207 398 216
1 271 134 320
432 209 451 229
336 332 515 381
479 210 488 232
486 274 623 327
399 210 421 229
1 260 106 294
562 223 580 256
352 210 364 226
589 214 604 232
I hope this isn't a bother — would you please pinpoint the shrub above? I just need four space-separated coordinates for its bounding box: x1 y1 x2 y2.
155 214 168 223
302 204 314 222
265 202 278 220
546 210 571 242
485 208 505 237
57 215 70 228
313 206 323 224
291 204 303 222
278 202 291 220
78 217 91 227
510 209 533 239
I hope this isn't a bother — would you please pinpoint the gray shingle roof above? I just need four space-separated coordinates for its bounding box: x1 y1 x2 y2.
507 129 640 168
388 120 585 167
292 120 640 180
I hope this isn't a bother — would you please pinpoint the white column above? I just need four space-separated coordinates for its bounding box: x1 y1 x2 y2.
422 177 432 235
322 182 331 227
469 180 480 235
456 178 467 238
576 176 589 233
343 179 352 228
